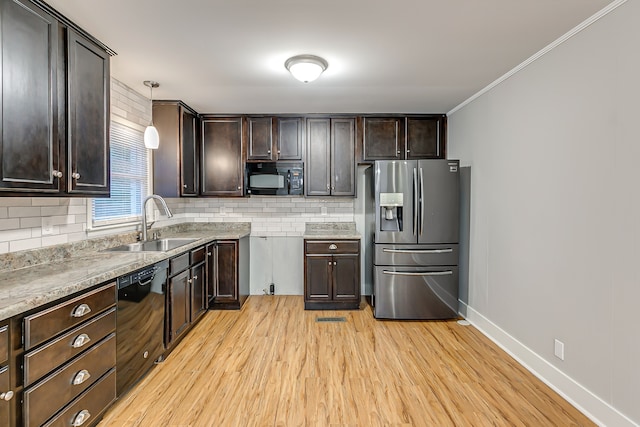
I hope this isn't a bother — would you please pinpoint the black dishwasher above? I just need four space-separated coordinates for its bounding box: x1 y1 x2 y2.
116 259 168 396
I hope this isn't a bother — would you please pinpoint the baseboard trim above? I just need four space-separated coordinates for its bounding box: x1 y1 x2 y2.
459 302 637 427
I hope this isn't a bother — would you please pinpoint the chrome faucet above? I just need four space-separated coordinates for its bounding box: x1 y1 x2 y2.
141 195 173 241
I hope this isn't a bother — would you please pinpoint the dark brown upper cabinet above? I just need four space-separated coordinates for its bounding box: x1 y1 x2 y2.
360 115 446 163
0 0 61 193
246 116 304 161
306 117 355 197
406 116 446 159
0 0 112 196
362 117 404 161
152 101 200 197
246 117 274 161
201 116 244 197
66 29 110 196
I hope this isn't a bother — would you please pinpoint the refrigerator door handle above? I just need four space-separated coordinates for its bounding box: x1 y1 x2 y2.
413 168 418 236
382 248 453 254
419 167 425 236
382 270 454 276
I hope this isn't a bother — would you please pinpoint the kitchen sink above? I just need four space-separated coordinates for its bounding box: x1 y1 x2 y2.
103 238 199 253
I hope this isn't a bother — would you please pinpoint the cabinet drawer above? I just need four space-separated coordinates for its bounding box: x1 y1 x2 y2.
170 252 190 275
24 283 116 350
0 325 7 365
305 240 360 255
24 308 116 387
43 368 116 427
23 333 116 427
191 246 205 265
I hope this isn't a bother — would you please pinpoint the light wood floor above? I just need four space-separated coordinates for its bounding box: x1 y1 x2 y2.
99 296 594 427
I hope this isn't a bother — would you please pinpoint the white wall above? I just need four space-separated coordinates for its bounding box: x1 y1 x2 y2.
448 1 639 425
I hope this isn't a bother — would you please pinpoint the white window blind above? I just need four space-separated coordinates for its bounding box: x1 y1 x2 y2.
92 122 149 227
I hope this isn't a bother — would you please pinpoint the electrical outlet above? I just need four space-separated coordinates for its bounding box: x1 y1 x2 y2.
42 217 53 236
554 339 565 360
219 205 226 216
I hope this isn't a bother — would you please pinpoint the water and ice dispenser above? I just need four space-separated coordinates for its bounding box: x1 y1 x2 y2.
379 192 403 231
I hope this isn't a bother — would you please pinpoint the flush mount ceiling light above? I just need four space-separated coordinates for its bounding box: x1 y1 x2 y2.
285 55 328 83
143 80 160 149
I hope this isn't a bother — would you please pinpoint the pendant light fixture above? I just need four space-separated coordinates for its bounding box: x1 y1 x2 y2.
143 80 160 149
285 55 328 83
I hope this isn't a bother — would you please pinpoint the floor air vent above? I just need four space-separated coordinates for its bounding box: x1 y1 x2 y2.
316 317 347 323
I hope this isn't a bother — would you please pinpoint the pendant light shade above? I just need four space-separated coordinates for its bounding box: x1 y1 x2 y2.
144 125 159 149
285 55 328 83
143 80 160 149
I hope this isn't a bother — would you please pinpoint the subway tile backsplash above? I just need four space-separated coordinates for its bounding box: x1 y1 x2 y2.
0 196 354 254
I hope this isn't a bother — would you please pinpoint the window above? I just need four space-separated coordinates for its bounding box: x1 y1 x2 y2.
92 122 149 227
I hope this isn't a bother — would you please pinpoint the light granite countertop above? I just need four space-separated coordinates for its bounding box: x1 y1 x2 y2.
0 222 250 322
302 222 361 240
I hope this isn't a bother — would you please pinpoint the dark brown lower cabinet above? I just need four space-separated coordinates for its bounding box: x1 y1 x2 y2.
304 239 361 310
208 237 249 310
168 269 190 345
166 246 207 350
0 321 10 427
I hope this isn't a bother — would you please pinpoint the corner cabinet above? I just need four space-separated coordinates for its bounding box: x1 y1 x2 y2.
152 101 200 197
306 118 355 197
201 116 244 196
304 239 360 310
0 0 112 196
360 115 446 162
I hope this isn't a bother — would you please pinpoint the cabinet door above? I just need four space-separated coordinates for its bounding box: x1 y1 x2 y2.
0 0 60 193
277 117 303 160
333 255 359 300
215 241 238 302
206 243 216 305
306 119 331 196
406 116 444 159
0 365 9 427
67 29 110 195
190 263 206 322
331 118 355 196
201 117 243 196
181 108 199 196
169 270 190 344
247 117 274 161
362 117 404 161
305 256 332 301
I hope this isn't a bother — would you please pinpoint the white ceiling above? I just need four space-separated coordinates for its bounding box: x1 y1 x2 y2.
46 0 613 114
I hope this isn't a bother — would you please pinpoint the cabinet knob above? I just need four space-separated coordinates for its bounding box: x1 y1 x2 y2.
183 184 187 188
334 261 337 266
71 303 92 318
406 150 410 153
71 409 91 426
237 186 241 190
72 369 91 385
52 170 63 178
207 252 212 256
267 150 271 154
0 391 14 401
72 172 81 179
277 150 281 154
188 278 193 284
71 333 91 349
326 184 330 190
193 275 198 280
329 244 337 250
397 150 401 154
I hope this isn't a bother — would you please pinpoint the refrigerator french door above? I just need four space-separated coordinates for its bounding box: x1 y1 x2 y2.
373 159 460 319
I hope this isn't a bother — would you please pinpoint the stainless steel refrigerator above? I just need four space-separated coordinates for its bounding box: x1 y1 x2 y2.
373 159 460 319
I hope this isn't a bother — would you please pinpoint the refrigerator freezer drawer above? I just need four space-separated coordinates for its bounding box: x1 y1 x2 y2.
374 244 458 267
373 266 459 320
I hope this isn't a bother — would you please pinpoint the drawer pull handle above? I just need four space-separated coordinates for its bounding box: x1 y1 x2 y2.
0 390 14 401
72 409 91 426
71 304 92 318
329 244 337 250
72 369 91 385
71 334 91 349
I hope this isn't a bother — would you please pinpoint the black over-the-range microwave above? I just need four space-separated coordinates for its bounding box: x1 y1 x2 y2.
245 162 304 196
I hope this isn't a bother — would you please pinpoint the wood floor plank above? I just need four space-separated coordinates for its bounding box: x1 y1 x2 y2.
99 296 595 427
